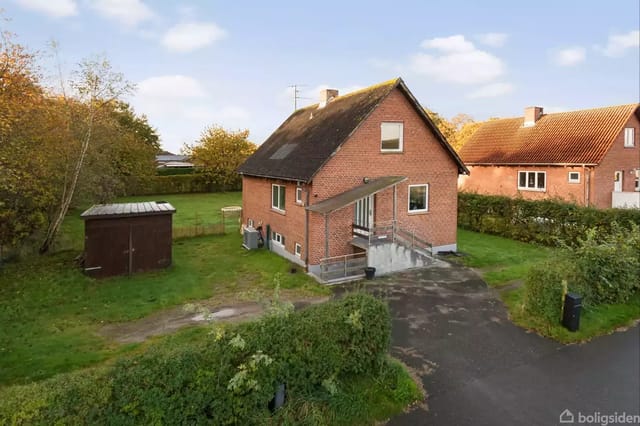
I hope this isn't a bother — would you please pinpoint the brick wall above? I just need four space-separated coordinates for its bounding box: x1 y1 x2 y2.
593 113 640 209
458 165 588 205
308 88 460 265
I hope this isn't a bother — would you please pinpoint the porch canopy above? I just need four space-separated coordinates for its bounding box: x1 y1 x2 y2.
307 176 407 214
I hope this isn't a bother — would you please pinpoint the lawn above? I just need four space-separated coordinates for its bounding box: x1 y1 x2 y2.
457 228 640 342
456 228 554 287
0 192 329 386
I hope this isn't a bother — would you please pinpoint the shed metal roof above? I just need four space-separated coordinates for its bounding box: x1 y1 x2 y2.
81 202 176 219
306 176 407 215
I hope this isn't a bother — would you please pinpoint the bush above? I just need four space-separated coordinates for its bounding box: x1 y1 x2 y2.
123 174 241 196
156 167 195 176
523 261 568 323
458 192 640 247
0 293 391 425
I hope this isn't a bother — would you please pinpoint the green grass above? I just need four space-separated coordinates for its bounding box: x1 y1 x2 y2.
0 191 329 386
457 228 554 287
502 288 640 343
458 228 640 343
57 192 243 251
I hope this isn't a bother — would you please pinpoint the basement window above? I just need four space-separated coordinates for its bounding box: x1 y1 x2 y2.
624 128 635 147
295 243 302 257
272 184 286 211
568 172 580 183
272 231 285 246
381 122 403 152
518 171 546 191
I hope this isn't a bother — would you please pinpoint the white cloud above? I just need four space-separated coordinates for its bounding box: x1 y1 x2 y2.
411 35 505 85
467 82 514 99
477 32 508 47
162 21 227 53
596 30 640 57
89 0 154 27
137 75 207 99
420 35 475 53
552 47 586 66
14 0 77 17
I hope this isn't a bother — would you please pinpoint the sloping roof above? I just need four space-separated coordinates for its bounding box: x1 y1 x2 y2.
157 154 189 162
460 104 639 165
238 78 467 182
81 202 176 219
306 176 407 214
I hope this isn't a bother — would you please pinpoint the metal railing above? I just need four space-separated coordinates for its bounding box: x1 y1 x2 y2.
319 252 367 282
352 220 432 255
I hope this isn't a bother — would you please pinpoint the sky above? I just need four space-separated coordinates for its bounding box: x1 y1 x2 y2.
3 0 640 153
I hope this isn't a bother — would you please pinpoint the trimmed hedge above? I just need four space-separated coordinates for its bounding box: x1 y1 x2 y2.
458 192 640 247
156 167 196 176
123 174 241 196
0 293 391 425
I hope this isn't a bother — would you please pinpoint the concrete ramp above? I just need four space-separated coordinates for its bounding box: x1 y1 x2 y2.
368 242 440 275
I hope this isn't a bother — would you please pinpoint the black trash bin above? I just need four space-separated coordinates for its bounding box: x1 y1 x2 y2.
364 267 376 280
562 292 582 332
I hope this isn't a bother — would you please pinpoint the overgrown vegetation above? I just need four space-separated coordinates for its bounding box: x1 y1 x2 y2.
0 294 422 424
458 192 640 247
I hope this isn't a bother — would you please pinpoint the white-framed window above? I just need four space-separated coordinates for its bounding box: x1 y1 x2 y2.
624 128 635 147
294 243 302 257
408 184 429 212
635 170 640 192
295 187 303 204
568 172 580 183
518 171 546 191
247 218 254 227
271 184 286 211
272 231 285 246
381 122 403 152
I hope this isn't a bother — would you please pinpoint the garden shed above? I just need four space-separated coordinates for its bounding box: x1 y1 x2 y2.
80 201 176 278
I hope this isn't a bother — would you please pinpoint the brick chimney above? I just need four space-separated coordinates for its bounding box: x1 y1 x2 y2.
524 106 543 127
319 89 339 108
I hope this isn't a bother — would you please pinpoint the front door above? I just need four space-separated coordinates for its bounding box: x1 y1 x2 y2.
354 195 374 235
614 171 623 192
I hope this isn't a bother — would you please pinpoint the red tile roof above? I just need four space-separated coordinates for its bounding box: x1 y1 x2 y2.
460 104 639 165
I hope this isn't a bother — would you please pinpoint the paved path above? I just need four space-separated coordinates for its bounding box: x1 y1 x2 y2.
346 265 640 426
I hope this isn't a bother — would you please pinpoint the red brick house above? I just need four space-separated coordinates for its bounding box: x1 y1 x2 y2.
458 104 640 209
238 78 467 281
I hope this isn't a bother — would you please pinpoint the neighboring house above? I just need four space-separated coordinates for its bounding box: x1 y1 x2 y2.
458 104 640 209
156 152 194 168
238 78 467 282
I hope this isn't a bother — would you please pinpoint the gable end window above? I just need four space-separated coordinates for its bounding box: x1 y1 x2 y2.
381 122 403 152
408 184 429 212
568 172 580 183
296 187 303 204
518 171 546 191
272 184 286 211
624 128 635 147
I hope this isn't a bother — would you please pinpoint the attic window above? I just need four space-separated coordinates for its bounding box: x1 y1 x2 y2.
381 122 403 152
624 128 635 147
270 144 297 160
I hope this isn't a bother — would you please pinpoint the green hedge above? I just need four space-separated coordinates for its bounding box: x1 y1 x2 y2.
524 224 640 320
156 167 195 176
123 174 241 196
0 293 391 425
458 192 640 247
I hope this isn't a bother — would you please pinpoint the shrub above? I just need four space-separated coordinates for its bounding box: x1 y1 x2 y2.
523 261 569 323
0 293 391 425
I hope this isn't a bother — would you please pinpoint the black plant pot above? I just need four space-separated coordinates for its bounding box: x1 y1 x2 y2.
364 267 376 280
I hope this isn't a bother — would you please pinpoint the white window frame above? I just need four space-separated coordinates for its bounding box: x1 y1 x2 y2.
624 128 635 147
408 184 429 213
247 218 254 227
271 184 286 212
294 243 302 257
295 187 303 204
568 171 580 183
518 171 547 191
272 231 285 246
380 122 404 152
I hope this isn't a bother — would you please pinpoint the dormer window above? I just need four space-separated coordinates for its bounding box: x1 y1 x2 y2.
381 122 403 152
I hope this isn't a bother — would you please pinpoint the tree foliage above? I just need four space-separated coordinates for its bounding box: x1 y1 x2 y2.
425 108 486 152
183 125 256 190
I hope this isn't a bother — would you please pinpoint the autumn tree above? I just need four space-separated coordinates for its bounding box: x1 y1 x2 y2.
425 108 484 152
183 126 256 190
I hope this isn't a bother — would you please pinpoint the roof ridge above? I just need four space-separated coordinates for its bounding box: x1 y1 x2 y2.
297 78 400 111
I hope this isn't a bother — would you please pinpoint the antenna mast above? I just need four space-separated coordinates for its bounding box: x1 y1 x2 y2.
288 84 307 110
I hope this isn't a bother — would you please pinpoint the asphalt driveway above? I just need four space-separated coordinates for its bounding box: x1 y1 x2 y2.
342 263 640 426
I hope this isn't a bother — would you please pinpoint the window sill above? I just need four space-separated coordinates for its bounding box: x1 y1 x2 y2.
271 208 286 215
408 210 429 215
623 145 636 148
380 150 404 154
518 188 546 192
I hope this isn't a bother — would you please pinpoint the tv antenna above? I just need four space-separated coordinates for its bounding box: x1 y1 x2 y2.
288 84 309 110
